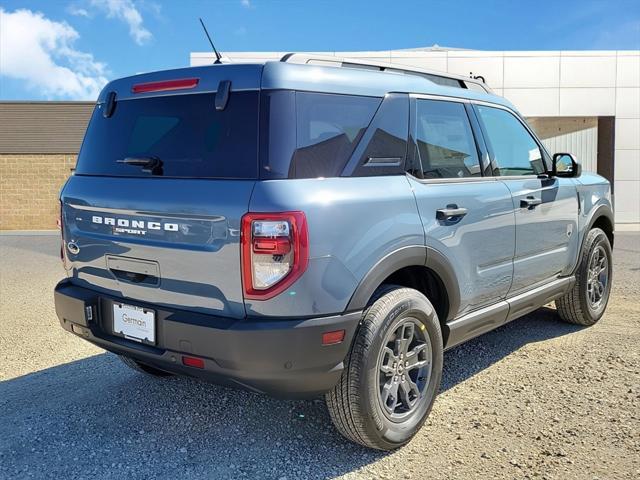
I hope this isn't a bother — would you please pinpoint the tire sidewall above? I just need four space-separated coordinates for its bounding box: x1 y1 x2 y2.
579 229 613 322
358 290 443 449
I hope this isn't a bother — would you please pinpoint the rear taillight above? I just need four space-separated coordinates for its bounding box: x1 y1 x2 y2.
241 212 309 300
58 201 65 265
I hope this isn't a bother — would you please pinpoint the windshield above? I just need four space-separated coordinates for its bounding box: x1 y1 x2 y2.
75 91 259 178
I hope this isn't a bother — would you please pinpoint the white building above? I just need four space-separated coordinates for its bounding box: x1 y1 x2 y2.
192 47 640 226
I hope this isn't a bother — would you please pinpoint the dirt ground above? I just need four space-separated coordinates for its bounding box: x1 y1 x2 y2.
0 233 638 480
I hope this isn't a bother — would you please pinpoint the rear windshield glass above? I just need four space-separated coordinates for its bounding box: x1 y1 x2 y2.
260 92 381 179
75 91 259 178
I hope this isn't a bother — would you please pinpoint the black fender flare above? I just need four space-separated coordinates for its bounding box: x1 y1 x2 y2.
571 203 614 274
585 203 614 240
345 245 461 322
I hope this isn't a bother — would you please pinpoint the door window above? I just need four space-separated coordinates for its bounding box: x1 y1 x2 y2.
475 105 545 176
414 100 481 179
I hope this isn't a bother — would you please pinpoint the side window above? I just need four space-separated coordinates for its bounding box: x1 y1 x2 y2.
475 105 545 176
288 92 380 178
350 94 409 177
414 99 481 179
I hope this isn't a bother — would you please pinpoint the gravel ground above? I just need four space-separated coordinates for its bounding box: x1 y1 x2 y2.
0 233 638 480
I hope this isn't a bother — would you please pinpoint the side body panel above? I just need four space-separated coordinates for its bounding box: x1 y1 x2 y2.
408 177 516 318
573 172 615 270
246 177 423 317
500 177 581 294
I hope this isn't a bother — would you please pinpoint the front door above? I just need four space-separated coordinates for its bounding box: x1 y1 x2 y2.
409 97 516 318
473 104 580 294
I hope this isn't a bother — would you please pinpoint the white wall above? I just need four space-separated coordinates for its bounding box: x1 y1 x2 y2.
528 117 599 173
191 49 640 224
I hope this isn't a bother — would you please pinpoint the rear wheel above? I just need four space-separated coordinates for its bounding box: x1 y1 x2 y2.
118 355 173 377
325 286 443 450
556 227 613 326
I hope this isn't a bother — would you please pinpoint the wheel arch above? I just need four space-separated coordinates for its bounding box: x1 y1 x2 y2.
590 210 614 247
571 203 614 276
345 246 461 344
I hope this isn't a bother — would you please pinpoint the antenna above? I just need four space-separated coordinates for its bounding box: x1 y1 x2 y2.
199 18 222 64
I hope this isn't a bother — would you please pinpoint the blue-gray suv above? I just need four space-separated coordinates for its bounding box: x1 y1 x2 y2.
54 56 614 450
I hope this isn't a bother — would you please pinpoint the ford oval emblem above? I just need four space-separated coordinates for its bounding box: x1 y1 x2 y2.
67 242 80 255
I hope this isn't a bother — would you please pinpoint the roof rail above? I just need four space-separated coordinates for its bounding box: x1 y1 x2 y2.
279 53 492 94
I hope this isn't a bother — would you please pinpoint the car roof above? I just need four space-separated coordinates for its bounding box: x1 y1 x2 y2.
97 61 514 110
261 61 512 108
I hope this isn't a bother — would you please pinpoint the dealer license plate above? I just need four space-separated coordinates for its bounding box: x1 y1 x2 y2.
113 303 155 344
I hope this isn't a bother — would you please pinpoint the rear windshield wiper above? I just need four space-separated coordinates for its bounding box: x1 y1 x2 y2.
117 156 163 175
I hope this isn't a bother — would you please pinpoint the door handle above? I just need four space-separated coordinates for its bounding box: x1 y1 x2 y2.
520 196 542 209
436 204 468 221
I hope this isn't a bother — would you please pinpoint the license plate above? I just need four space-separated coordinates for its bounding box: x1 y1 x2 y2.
113 303 155 344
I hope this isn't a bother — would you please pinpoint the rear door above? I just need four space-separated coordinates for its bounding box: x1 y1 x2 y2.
408 96 515 319
473 104 580 294
61 82 260 319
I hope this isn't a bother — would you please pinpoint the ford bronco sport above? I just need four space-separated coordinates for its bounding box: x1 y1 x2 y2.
54 55 614 450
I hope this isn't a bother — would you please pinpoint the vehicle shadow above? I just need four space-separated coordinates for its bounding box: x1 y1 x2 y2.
0 307 581 480
441 306 582 392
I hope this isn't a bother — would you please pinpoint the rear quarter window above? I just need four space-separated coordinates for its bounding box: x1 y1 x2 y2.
260 92 381 179
75 91 259 178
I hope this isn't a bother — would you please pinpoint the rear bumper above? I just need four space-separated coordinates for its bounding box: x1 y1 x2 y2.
54 280 361 398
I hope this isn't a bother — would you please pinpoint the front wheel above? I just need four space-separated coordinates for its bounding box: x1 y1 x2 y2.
325 286 443 450
556 227 613 326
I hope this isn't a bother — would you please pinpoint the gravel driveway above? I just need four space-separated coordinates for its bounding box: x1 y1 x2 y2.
1 233 638 480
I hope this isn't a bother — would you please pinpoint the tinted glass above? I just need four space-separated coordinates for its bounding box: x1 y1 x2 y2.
415 99 481 179
350 94 409 176
287 92 380 178
259 90 297 179
476 105 545 176
76 91 259 178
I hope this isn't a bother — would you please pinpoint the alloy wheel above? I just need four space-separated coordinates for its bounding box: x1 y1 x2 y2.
377 319 432 420
587 245 609 310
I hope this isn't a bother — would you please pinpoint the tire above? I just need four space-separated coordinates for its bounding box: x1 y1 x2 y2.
555 227 613 326
325 286 443 450
118 355 173 377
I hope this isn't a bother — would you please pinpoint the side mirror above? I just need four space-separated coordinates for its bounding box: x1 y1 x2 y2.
552 153 582 178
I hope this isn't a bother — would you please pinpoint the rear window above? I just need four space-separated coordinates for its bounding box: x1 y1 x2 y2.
260 92 381 179
75 91 259 178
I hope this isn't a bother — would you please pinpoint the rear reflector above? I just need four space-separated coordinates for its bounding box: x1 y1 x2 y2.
322 330 345 346
132 78 199 94
182 356 205 369
252 237 291 255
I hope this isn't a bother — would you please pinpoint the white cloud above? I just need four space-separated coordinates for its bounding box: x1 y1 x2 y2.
90 0 152 45
241 0 252 8
0 8 108 100
67 5 91 18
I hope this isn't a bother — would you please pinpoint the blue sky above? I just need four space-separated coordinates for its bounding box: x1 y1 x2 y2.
1 0 639 100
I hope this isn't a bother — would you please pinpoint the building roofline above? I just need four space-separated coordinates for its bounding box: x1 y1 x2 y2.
0 101 95 105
